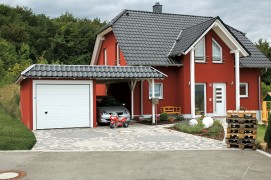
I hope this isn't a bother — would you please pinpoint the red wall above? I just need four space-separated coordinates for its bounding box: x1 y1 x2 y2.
20 79 33 129
240 68 261 110
20 79 97 130
96 31 127 96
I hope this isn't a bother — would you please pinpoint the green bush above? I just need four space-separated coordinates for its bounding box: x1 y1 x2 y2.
202 120 223 137
175 114 184 121
264 114 271 147
160 113 168 121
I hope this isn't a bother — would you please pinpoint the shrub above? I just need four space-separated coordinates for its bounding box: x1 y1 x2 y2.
202 120 223 137
159 113 168 121
175 114 184 121
264 114 271 147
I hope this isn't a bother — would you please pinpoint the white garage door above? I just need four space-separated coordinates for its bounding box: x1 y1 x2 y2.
35 83 91 129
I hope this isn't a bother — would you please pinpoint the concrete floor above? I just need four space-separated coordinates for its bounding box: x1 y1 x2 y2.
0 150 271 180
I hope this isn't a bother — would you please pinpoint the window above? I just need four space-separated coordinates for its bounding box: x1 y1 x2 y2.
212 38 222 63
149 83 163 99
240 83 248 97
195 84 206 115
195 37 205 62
115 43 120 66
104 48 107 65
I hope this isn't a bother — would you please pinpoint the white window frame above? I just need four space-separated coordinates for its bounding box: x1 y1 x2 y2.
149 83 163 99
240 83 248 98
195 37 206 63
104 48 107 65
195 83 207 115
212 38 222 63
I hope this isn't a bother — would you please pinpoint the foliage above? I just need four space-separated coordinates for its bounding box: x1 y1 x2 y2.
256 39 271 85
264 114 271 147
174 121 204 134
174 120 223 137
159 113 168 121
257 124 267 145
0 4 106 86
0 84 20 119
0 107 36 150
262 82 271 97
175 114 184 121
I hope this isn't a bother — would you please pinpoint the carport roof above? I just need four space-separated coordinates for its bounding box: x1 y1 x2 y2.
16 64 167 83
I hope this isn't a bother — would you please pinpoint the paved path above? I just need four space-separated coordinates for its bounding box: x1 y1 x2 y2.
32 123 228 151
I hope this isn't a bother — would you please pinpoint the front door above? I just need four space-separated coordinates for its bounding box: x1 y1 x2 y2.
213 83 226 116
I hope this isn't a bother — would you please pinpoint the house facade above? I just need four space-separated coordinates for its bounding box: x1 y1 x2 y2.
91 3 271 120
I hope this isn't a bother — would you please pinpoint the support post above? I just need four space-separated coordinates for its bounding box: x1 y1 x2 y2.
190 48 195 118
234 50 240 110
151 78 155 124
129 80 137 119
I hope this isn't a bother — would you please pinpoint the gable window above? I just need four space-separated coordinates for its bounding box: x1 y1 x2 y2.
212 38 222 63
104 48 107 65
195 37 205 62
240 83 248 98
149 83 163 99
115 43 120 66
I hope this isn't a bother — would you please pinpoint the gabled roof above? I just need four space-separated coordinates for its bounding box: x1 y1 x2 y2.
169 17 218 57
95 9 271 68
16 64 167 84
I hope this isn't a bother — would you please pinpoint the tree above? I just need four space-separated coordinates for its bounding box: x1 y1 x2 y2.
256 39 271 85
264 114 271 147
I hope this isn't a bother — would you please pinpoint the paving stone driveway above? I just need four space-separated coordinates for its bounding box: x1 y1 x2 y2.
32 123 228 151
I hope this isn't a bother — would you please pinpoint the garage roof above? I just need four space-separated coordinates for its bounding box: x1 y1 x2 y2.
16 64 167 83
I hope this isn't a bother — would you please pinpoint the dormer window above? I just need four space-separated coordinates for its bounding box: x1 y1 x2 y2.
195 37 205 62
212 38 222 63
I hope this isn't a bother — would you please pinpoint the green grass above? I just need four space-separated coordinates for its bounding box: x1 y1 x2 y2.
256 124 267 144
0 107 36 150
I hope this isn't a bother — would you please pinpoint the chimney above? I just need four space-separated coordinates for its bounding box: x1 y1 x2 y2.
153 2 162 13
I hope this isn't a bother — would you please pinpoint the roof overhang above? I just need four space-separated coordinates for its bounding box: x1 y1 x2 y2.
15 64 167 84
90 27 113 65
184 19 249 57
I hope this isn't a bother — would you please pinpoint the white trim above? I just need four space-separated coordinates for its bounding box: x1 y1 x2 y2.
212 38 223 63
151 79 155 124
190 48 195 118
233 50 240 110
116 43 120 66
195 37 206 63
32 80 93 130
240 82 248 98
195 83 207 115
184 20 249 57
90 27 112 65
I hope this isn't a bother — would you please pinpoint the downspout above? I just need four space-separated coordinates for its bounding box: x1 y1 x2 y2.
259 76 262 121
190 48 195 118
141 81 143 115
151 78 155 124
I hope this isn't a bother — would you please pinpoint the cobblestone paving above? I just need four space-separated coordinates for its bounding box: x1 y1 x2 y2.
32 122 228 151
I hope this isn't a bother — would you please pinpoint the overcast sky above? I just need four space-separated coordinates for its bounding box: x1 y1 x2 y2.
1 0 271 43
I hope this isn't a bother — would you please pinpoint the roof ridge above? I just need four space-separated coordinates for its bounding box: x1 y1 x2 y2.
182 16 218 31
125 9 214 19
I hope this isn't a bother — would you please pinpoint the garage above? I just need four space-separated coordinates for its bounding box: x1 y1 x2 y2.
34 81 92 129
16 64 166 130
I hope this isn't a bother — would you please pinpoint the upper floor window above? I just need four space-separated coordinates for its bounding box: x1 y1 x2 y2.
103 48 107 65
240 83 248 98
115 43 120 66
195 37 205 62
149 83 163 99
212 38 222 63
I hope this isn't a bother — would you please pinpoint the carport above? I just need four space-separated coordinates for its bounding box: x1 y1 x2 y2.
16 64 167 130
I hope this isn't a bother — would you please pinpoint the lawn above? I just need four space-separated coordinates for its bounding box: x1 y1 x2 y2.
0 107 36 150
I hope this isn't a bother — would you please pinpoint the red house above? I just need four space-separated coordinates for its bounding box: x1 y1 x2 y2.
91 3 271 121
